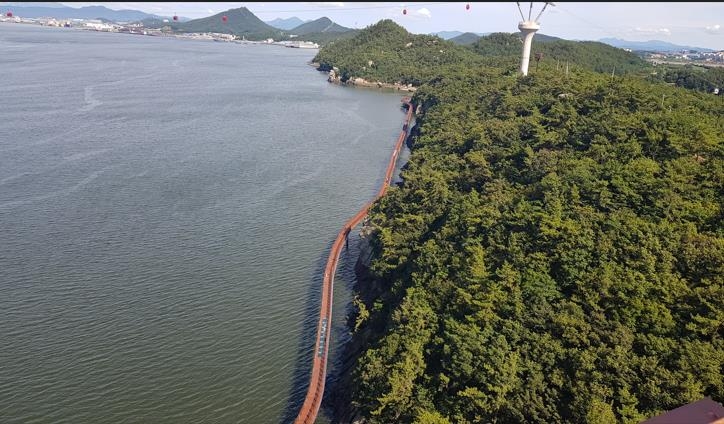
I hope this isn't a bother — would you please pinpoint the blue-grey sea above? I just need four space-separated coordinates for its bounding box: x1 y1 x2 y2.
0 23 407 424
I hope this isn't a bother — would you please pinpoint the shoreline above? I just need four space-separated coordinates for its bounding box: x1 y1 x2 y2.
0 21 322 48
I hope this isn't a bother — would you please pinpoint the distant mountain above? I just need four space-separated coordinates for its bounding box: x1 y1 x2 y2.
290 17 351 35
432 31 461 40
459 31 561 45
0 3 166 22
137 7 354 45
449 32 484 45
599 38 715 53
154 7 281 40
265 16 306 30
530 33 564 43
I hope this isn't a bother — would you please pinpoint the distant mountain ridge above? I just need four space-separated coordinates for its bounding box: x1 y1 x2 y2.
432 30 485 40
152 7 281 39
0 3 170 21
599 38 715 52
139 7 354 45
0 2 64 7
290 17 351 35
449 32 491 45
265 16 307 30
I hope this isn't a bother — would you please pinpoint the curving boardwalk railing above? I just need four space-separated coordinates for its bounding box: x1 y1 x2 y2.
293 98 414 424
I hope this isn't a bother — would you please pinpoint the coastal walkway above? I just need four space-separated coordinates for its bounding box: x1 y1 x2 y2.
293 97 414 424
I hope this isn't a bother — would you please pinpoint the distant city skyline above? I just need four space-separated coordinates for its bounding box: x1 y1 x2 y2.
8 2 723 50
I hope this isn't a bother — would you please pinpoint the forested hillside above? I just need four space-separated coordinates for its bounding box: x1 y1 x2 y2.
449 32 483 46
291 17 351 35
296 29 360 47
320 19 724 424
314 21 653 87
655 65 724 93
313 20 483 86
470 32 650 74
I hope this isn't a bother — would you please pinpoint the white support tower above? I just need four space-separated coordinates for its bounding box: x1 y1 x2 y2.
516 2 554 76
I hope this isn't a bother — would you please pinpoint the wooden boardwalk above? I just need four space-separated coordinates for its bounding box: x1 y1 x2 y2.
293 98 414 424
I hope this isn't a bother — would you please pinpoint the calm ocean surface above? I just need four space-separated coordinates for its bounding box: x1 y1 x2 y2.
0 23 407 423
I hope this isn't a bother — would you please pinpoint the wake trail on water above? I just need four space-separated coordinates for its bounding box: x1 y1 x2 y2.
0 168 108 211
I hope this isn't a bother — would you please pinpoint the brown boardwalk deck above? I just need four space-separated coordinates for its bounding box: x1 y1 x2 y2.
293 98 414 424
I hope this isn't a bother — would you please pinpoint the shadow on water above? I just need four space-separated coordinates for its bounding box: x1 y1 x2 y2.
278 236 331 423
321 230 365 424
278 228 363 424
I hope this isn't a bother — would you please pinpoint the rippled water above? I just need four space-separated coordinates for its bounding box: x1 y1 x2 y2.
0 23 407 424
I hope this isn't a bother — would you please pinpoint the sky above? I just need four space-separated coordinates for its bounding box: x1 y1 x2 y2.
46 2 724 50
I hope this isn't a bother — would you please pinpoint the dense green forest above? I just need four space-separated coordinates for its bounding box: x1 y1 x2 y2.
321 20 724 424
313 20 484 86
297 29 360 47
653 65 724 93
469 32 651 75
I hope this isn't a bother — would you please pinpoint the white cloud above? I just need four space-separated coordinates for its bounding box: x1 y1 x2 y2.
415 7 431 19
382 6 400 19
634 27 671 36
705 24 720 34
207 8 215 14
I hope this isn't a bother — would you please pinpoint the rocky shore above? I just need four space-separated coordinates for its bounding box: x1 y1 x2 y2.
310 62 417 93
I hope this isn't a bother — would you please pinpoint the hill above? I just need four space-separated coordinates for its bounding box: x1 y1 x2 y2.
431 30 485 40
470 32 650 74
431 30 464 40
150 7 282 40
525 32 563 43
295 29 359 46
600 37 715 53
137 8 353 44
313 19 483 86
449 32 483 45
290 17 350 35
265 16 306 30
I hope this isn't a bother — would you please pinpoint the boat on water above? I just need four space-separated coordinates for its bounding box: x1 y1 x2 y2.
287 41 319 49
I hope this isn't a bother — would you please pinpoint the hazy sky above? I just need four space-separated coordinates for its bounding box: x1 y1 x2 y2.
54 2 724 50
